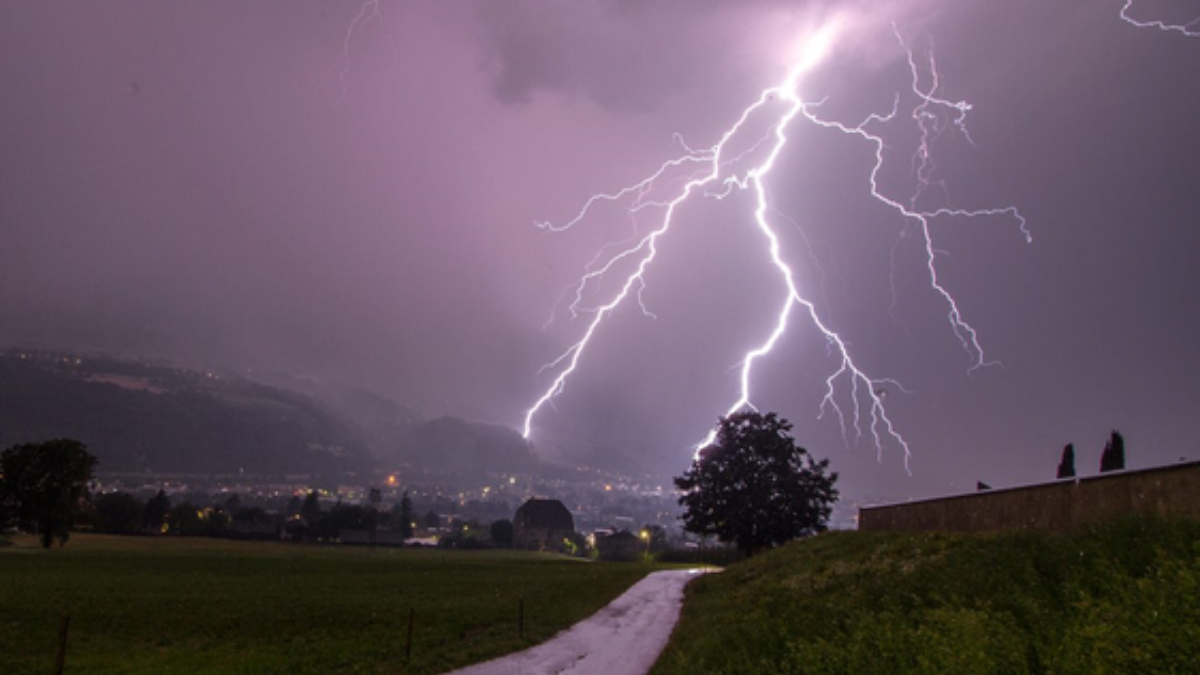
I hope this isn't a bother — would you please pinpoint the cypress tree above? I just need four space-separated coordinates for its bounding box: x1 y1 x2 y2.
300 490 322 522
1056 443 1076 479
143 489 171 533
399 491 414 539
1100 430 1126 473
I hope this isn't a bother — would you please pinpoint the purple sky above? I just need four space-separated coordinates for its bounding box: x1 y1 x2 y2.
2 1 1199 503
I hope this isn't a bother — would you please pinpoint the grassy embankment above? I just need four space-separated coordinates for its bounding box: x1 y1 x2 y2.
0 534 660 675
652 517 1200 675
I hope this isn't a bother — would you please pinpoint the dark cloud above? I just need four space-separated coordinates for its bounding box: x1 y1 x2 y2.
2 1 1198 503
475 2 687 111
473 0 822 113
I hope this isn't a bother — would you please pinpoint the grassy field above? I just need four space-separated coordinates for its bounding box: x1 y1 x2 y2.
0 534 660 675
651 517 1200 675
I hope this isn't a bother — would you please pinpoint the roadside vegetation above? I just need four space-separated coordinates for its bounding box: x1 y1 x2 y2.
652 516 1200 675
0 534 661 675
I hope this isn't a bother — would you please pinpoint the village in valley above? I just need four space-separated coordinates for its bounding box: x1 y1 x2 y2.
86 466 690 560
1 348 698 555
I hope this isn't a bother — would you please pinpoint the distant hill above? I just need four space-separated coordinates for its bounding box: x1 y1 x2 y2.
0 350 374 475
386 415 544 482
327 387 421 460
0 349 598 486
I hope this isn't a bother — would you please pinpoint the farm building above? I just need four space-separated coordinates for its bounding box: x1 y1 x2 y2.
513 498 575 552
595 530 643 562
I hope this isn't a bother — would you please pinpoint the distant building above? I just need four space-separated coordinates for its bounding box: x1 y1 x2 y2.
596 530 642 562
513 498 575 552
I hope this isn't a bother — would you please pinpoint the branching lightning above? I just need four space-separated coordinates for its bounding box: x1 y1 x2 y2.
336 0 397 106
522 18 1028 472
1119 1 1200 36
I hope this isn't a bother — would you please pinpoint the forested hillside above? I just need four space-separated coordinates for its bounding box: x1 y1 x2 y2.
0 351 373 475
394 415 542 482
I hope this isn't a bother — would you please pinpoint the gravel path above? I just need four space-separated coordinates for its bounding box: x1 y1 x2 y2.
440 568 707 675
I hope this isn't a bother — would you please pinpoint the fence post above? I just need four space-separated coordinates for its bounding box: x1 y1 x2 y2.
54 613 71 675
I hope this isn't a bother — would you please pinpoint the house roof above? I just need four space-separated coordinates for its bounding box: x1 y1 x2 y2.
514 498 574 530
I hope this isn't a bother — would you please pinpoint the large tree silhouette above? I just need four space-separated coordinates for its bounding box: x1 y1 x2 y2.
0 438 97 548
675 411 838 557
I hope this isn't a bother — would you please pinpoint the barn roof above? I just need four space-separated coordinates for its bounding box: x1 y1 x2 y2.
514 498 574 530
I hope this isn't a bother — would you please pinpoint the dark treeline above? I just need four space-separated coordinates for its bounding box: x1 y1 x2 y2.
90 488 282 539
84 487 523 550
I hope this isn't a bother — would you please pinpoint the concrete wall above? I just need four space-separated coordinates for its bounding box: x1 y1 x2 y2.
859 461 1200 533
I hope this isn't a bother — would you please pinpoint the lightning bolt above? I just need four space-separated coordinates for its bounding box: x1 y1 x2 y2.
522 19 1028 473
336 0 399 106
1119 0 1200 36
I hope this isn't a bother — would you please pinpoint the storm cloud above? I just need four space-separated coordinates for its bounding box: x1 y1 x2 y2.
2 1 1198 504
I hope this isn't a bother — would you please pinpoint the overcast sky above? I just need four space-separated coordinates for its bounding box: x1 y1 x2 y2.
2 1 1198 503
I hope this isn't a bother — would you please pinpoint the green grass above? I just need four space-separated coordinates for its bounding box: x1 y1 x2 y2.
0 534 661 675
651 517 1200 675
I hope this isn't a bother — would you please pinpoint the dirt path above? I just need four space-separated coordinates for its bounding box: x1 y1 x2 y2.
440 568 707 675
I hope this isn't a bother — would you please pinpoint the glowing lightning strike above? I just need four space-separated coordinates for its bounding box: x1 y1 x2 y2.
522 19 1028 472
336 0 402 106
1119 1 1200 36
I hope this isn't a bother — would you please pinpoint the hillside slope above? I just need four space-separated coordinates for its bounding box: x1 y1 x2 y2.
0 351 373 475
652 517 1200 675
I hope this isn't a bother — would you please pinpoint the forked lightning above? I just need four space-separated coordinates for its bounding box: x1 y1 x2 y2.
522 18 1029 472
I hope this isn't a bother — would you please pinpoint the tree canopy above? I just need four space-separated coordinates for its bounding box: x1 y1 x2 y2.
143 489 171 533
0 438 97 548
93 491 144 535
300 490 322 522
398 490 414 539
490 518 514 547
675 411 838 557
